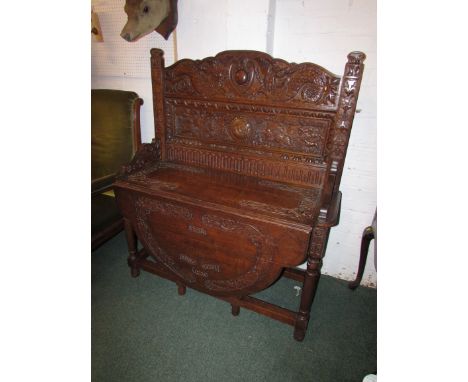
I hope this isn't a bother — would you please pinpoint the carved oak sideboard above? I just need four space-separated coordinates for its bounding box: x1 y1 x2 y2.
114 49 365 341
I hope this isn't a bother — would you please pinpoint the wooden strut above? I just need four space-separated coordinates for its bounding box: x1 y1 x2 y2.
131 247 303 328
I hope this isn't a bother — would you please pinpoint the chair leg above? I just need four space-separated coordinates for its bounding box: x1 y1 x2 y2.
124 218 140 277
294 226 330 341
348 226 374 290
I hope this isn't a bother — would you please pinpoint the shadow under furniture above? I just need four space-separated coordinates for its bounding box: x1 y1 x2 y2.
91 89 143 251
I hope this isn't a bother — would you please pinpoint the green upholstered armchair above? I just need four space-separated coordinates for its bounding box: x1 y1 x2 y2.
91 89 143 250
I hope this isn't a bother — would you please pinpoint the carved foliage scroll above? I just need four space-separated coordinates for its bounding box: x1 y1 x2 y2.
166 100 331 157
117 138 161 178
163 51 341 109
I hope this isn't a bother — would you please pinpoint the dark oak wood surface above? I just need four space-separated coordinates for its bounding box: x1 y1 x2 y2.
114 49 365 341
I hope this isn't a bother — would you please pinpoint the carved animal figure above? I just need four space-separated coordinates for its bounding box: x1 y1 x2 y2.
121 0 178 41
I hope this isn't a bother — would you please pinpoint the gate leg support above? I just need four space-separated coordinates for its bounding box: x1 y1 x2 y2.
124 218 140 277
293 225 330 341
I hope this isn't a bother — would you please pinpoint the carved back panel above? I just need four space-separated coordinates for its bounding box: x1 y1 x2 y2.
150 49 365 190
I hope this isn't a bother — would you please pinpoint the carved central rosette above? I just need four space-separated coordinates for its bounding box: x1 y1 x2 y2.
229 117 252 140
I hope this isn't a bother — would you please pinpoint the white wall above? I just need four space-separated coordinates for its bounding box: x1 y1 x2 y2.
177 0 270 58
92 0 377 287
91 0 176 143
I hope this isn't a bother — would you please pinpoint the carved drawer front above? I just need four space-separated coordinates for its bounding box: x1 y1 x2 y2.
130 193 310 297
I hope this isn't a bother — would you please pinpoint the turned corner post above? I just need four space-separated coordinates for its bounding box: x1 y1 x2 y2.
293 224 330 341
150 48 167 161
124 218 140 277
328 51 366 196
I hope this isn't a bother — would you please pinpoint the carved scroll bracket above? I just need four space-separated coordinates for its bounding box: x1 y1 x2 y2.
117 138 161 179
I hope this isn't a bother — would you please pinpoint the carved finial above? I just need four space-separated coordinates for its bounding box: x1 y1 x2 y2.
347 51 366 64
151 48 165 58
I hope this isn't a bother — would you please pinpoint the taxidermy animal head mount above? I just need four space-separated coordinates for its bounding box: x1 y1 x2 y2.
121 0 178 42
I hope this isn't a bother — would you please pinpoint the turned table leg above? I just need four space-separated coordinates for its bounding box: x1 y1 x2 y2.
348 226 374 290
294 225 330 341
124 218 140 277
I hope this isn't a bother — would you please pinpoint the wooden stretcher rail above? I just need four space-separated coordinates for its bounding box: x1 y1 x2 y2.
136 249 298 327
